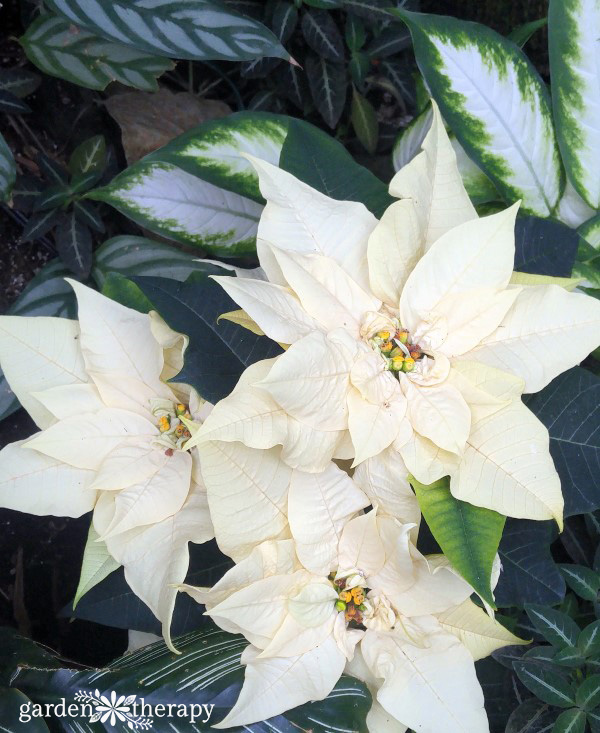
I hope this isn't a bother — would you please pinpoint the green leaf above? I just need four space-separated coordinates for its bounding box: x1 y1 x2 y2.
345 14 366 51
0 89 31 114
524 368 600 518
304 0 342 7
145 111 289 203
306 52 347 128
342 0 393 22
514 216 580 278
13 624 371 732
132 275 282 404
589 710 600 733
46 0 292 63
507 17 547 48
366 26 411 58
351 87 378 154
272 1 298 44
89 161 263 256
505 698 556 733
559 564 600 602
554 647 586 668
411 475 504 607
54 213 93 278
32 183 71 212
552 708 586 733
513 660 576 707
92 235 213 288
0 688 51 732
579 621 600 658
279 117 393 217
451 135 500 205
0 131 16 202
579 213 600 250
73 200 105 232
0 67 41 98
575 674 600 711
549 0 600 209
68 134 107 176
101 272 154 313
302 8 344 62
0 628 62 685
349 50 370 86
0 259 76 422
396 9 564 217
525 604 581 649
392 103 433 170
21 209 62 242
21 15 173 92
73 524 120 608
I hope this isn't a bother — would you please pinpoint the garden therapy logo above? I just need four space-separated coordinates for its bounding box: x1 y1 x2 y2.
18 689 215 727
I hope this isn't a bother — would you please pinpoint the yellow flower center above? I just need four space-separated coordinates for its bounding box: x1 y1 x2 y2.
331 571 370 624
150 398 192 451
369 324 423 376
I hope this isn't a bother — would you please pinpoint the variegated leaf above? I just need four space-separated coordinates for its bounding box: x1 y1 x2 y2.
396 9 564 217
90 161 262 255
392 104 433 170
579 213 600 250
549 0 600 209
21 15 173 92
146 111 289 203
46 0 291 62
0 132 15 202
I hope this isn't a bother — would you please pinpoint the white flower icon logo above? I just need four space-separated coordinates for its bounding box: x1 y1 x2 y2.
75 689 153 730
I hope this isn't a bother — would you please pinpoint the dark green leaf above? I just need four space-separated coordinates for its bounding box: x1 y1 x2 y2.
491 644 528 669
507 17 548 48
20 209 61 242
92 235 216 288
476 657 524 733
54 213 93 277
560 593 579 619
0 89 31 114
552 708 586 733
495 519 565 607
366 27 411 58
247 89 278 110
101 273 155 314
514 217 580 277
351 86 378 153
32 183 71 212
279 117 393 217
525 604 580 649
302 8 344 62
68 134 107 176
0 689 51 732
0 132 16 202
0 627 62 685
306 53 347 128
132 275 282 404
578 620 600 658
11 174 42 213
21 15 173 92
73 200 105 232
342 0 393 22
278 60 310 109
272 1 298 43
241 55 281 79
523 368 600 517
590 710 600 733
304 0 342 7
45 0 291 63
513 660 576 707
69 169 103 194
349 50 370 86
412 476 504 607
37 152 68 184
345 14 366 51
0 67 41 98
559 565 600 602
575 674 600 711
553 647 586 668
505 698 557 733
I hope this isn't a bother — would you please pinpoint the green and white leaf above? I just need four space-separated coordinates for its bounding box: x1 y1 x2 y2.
549 0 600 209
558 564 600 602
392 104 433 170
579 213 600 250
74 524 120 608
306 53 347 129
69 135 107 176
21 15 173 91
0 131 16 202
146 111 289 203
512 660 576 708
552 708 586 733
525 604 581 649
396 9 564 217
46 0 291 62
89 161 263 256
557 179 596 229
451 136 500 204
0 68 41 97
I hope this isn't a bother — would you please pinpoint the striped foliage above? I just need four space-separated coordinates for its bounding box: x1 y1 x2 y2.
21 15 172 91
46 0 290 62
0 132 15 202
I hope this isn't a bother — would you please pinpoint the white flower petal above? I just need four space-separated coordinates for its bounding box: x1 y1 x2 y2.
31 383 104 421
463 284 600 392
214 637 346 729
287 582 338 629
212 276 319 344
350 351 401 405
90 440 162 491
0 439 96 517
389 101 477 251
261 613 336 659
199 441 291 562
247 155 377 291
338 511 386 577
348 388 407 466
288 463 369 576
399 431 461 485
25 408 156 471
0 315 87 429
451 399 564 526
281 418 344 473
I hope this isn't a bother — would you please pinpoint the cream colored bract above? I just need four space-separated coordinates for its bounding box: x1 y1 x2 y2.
191 103 600 543
0 282 214 649
181 507 523 732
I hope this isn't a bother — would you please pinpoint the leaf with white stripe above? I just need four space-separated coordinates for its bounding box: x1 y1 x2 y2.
89 161 263 256
21 15 173 91
393 104 433 170
549 0 600 209
46 0 292 63
306 52 347 129
146 111 289 203
0 131 15 202
396 9 564 217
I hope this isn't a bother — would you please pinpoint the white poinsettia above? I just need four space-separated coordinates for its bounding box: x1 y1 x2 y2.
180 502 522 732
190 101 600 535
0 282 214 649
